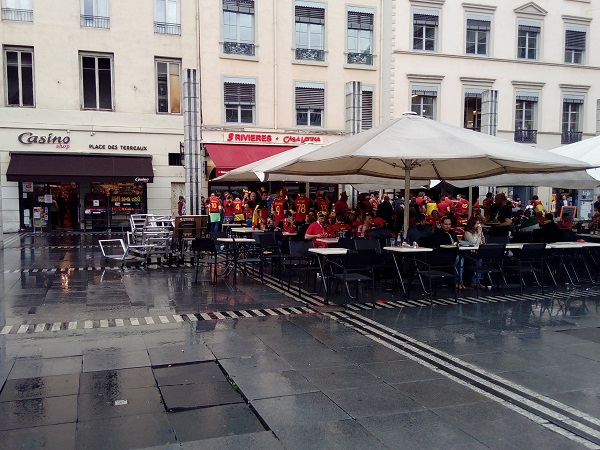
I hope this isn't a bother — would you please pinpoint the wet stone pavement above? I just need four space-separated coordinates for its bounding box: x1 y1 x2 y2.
1 231 600 449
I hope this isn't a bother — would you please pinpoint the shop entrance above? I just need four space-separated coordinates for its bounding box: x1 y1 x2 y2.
20 182 80 230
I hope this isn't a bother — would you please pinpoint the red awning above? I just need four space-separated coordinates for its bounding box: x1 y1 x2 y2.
205 144 294 177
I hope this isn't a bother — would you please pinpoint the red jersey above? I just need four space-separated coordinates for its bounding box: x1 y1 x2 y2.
208 196 221 213
455 199 469 218
223 199 234 217
315 198 330 214
334 200 349 214
272 198 287 224
232 198 243 215
294 195 311 222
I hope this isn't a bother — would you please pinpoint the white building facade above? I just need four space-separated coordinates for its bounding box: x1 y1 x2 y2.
0 0 383 233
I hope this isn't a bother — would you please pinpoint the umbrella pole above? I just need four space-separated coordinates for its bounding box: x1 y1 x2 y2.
468 186 473 217
404 166 411 241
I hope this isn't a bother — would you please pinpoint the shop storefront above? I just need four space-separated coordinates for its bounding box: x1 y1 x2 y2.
6 152 153 230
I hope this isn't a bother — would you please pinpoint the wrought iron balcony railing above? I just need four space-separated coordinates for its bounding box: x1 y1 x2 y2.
514 129 537 143
81 15 110 29
154 22 181 35
295 48 325 62
561 131 582 144
347 52 373 65
223 41 255 56
2 8 33 22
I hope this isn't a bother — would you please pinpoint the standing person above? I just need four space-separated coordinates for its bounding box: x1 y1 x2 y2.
489 193 513 237
232 193 245 223
294 186 311 227
315 190 330 215
49 197 59 229
254 191 270 229
177 196 186 216
454 194 469 221
272 189 288 229
481 192 494 221
222 194 234 224
208 192 222 233
532 195 545 215
334 192 349 214
57 192 67 226
376 195 394 224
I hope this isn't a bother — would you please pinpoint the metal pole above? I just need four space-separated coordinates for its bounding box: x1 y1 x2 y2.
404 165 411 240
183 69 202 215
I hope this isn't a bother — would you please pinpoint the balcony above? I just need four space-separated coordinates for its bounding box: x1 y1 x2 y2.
80 15 110 29
514 129 537 144
347 52 373 65
1 8 33 22
295 48 325 62
223 41 255 56
561 131 582 145
154 22 181 35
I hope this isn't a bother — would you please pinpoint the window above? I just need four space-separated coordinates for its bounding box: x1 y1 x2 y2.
362 87 373 131
154 0 180 35
295 1 325 62
156 59 180 114
168 153 183 166
413 9 438 52
223 0 255 56
466 15 490 56
80 0 109 28
80 54 113 111
411 86 437 120
295 83 324 127
4 47 34 107
224 78 255 124
347 7 374 65
565 26 586 64
1 0 32 22
517 21 539 60
562 96 583 144
463 89 483 131
514 92 538 143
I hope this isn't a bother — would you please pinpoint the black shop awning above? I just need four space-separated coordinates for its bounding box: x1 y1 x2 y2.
6 153 154 183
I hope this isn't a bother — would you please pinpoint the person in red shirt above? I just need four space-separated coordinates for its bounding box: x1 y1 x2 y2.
330 214 352 237
436 195 452 215
294 186 311 227
482 192 494 220
272 189 288 229
232 193 244 223
426 209 441 227
557 213 574 230
208 193 222 233
282 211 297 235
333 192 349 214
305 213 332 247
222 194 234 224
315 190 331 215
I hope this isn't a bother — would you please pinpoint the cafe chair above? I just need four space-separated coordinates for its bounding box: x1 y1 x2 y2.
411 246 459 304
327 250 375 307
504 243 547 295
462 243 507 297
194 237 232 285
282 240 319 298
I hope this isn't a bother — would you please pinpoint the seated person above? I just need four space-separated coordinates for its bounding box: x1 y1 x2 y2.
330 213 353 237
282 211 297 234
304 213 332 247
407 213 433 246
557 213 574 230
367 217 397 242
430 216 459 247
541 213 562 243
519 210 540 232
426 209 441 227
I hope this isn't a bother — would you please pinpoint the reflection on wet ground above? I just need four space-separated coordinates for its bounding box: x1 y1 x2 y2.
0 231 599 449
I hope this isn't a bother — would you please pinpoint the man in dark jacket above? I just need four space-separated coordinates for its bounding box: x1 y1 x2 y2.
430 216 458 247
406 213 433 246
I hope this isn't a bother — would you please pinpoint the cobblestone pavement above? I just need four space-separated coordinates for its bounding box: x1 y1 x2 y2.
1 231 599 449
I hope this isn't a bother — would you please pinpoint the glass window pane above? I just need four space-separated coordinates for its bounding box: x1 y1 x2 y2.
82 65 97 108
296 110 307 126
6 65 20 105
169 72 180 113
83 0 94 15
20 51 32 66
97 57 111 70
155 0 166 22
98 64 112 109
240 107 253 123
157 62 167 74
21 65 34 106
6 51 18 65
225 106 238 123
82 56 95 69
309 110 322 126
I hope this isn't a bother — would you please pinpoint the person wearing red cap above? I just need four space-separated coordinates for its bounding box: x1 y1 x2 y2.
272 189 288 229
334 192 349 214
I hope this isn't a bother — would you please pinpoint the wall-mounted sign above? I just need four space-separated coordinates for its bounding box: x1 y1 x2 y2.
224 132 322 145
22 182 33 192
134 177 150 183
18 132 70 149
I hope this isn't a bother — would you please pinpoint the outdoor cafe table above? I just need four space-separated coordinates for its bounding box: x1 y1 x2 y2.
315 237 340 246
230 228 264 235
308 247 349 297
383 246 433 294
217 237 256 283
221 223 242 236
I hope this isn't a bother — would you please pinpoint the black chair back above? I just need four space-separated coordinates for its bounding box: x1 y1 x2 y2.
475 244 506 262
428 246 459 268
519 243 546 262
486 235 509 244
338 237 355 250
194 237 217 254
288 240 313 258
354 239 381 254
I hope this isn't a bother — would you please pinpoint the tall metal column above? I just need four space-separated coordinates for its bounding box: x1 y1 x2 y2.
183 69 202 215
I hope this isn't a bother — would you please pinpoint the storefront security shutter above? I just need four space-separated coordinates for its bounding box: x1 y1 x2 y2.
224 82 255 105
295 5 325 24
362 89 373 130
348 11 373 31
296 87 325 109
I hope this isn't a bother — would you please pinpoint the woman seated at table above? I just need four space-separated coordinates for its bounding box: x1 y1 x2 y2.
463 217 486 289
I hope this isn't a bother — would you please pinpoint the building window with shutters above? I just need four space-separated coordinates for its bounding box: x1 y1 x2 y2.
362 87 373 131
295 1 325 62
295 83 324 127
4 46 34 107
156 59 181 114
561 96 583 144
517 20 540 60
224 78 255 124
564 25 586 64
411 86 437 120
466 14 491 56
347 7 374 65
154 0 180 35
463 89 483 131
223 0 255 56
413 9 438 52
80 53 113 111
514 92 538 143
1 0 33 22
80 0 109 29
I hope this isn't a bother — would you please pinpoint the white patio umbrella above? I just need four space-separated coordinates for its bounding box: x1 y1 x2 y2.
452 134 600 189
246 112 593 237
